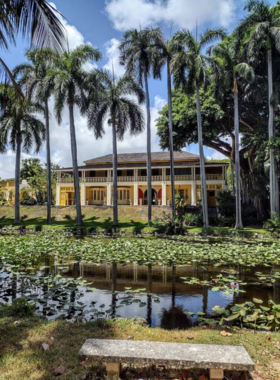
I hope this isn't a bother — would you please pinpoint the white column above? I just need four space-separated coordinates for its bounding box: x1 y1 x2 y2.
81 183 86 206
191 181 196 206
107 183 112 206
134 183 138 206
162 181 166 206
56 184 61 206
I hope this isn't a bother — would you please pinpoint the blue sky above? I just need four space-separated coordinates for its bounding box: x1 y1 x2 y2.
0 0 278 178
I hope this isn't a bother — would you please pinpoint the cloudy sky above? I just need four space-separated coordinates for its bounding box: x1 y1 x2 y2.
0 0 277 178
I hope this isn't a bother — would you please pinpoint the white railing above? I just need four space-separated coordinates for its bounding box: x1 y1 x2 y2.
117 176 134 182
166 175 192 181
137 176 163 182
196 174 223 180
85 177 107 183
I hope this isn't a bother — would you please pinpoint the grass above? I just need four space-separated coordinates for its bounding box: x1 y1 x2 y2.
0 316 279 380
0 205 268 235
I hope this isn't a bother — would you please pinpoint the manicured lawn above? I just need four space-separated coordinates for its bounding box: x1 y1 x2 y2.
0 316 279 380
0 205 268 235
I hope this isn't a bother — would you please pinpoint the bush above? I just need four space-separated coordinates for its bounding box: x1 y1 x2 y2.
216 191 235 217
153 212 185 235
184 213 203 226
0 298 35 318
264 212 280 234
216 191 258 226
20 195 37 205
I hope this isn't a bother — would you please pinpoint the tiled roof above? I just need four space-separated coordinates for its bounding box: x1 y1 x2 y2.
84 151 199 164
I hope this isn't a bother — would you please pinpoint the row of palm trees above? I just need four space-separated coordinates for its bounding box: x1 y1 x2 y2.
0 0 279 230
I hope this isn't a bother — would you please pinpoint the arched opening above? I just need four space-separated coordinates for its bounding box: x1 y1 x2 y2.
144 188 157 205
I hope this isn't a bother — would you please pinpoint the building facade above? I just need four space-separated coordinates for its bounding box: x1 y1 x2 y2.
56 152 228 207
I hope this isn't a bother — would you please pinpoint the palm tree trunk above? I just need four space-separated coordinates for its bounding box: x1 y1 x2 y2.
112 122 118 226
69 102 83 226
230 161 235 197
167 58 175 214
144 68 152 225
195 83 209 228
268 49 276 217
45 99 52 224
14 127 21 224
233 82 243 229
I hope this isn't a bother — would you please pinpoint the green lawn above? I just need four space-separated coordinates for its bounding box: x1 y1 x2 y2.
0 205 268 235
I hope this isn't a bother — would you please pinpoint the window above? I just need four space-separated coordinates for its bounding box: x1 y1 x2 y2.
127 170 133 176
209 191 215 197
117 170 122 176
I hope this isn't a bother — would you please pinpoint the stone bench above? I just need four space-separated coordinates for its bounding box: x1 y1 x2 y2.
78 339 255 379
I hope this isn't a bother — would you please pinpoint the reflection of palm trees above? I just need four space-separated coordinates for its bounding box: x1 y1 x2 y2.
146 264 152 326
111 263 117 318
68 262 79 319
202 270 208 315
42 257 50 316
159 265 191 330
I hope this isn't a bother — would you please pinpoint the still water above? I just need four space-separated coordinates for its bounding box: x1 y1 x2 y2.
2 258 277 329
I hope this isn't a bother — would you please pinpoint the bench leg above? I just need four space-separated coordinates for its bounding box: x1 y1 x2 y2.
209 368 224 380
104 362 121 379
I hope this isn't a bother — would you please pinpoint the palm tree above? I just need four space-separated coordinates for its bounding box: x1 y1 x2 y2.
209 41 255 229
235 0 280 216
14 49 56 224
119 28 163 226
170 28 226 228
0 86 45 224
0 1 65 87
46 45 101 226
86 70 145 226
154 36 176 214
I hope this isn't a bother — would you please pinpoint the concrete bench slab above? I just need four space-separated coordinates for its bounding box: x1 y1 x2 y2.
78 339 255 379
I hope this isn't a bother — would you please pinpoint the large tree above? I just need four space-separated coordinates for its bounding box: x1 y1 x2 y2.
14 49 56 224
235 0 280 216
86 70 145 226
0 87 45 223
119 28 163 226
170 28 226 228
46 45 101 226
208 40 255 229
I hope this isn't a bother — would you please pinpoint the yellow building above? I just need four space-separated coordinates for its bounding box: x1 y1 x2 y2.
56 152 228 207
0 179 32 203
56 152 228 206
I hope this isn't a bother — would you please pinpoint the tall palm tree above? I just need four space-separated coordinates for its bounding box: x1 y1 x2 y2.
119 28 163 226
154 36 176 213
86 70 145 226
0 86 45 224
14 49 55 224
0 1 65 86
170 28 226 228
46 45 101 226
235 0 280 216
209 41 255 229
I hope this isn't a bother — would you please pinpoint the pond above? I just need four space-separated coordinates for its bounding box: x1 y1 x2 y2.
1 245 280 330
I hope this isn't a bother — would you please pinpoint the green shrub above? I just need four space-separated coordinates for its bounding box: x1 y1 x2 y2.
154 212 185 235
20 195 37 205
184 213 203 226
0 298 35 318
264 212 280 234
216 191 235 217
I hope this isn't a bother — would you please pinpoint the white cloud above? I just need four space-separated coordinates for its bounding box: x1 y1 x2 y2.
105 0 238 31
103 38 125 77
49 2 97 71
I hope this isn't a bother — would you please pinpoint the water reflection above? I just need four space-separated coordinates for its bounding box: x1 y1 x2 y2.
1 259 280 330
